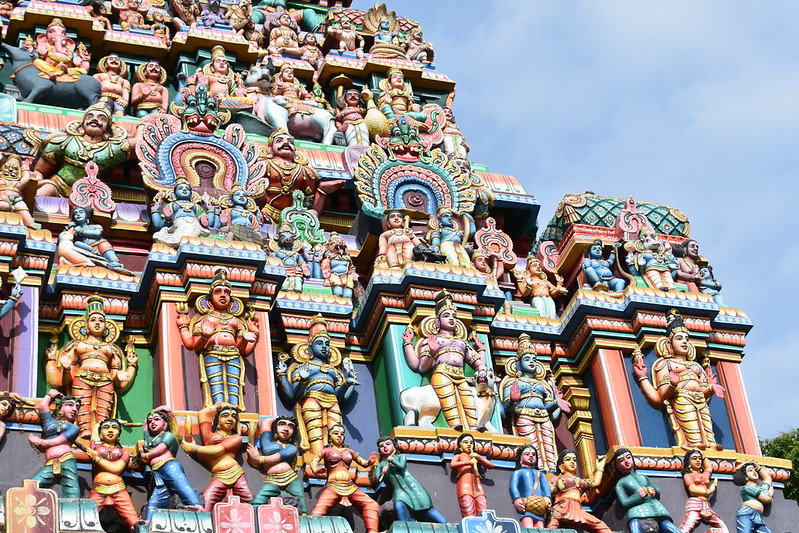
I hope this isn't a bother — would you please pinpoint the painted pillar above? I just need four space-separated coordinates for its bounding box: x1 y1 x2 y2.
591 348 642 448
10 285 38 396
251 311 276 416
158 302 186 410
716 360 761 455
562 376 598 477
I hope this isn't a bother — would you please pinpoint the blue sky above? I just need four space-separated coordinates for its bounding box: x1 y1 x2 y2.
350 0 798 440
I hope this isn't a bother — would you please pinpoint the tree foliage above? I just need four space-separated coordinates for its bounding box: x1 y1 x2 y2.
761 428 799 502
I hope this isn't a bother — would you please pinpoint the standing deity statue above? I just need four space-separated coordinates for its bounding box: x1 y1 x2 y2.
150 178 210 246
137 406 203 519
442 107 469 158
176 269 260 409
632 309 725 450
499 333 568 473
131 61 169 117
402 290 488 430
374 436 446 524
275 315 358 455
45 296 138 439
245 416 306 513
267 223 309 293
582 240 627 292
182 403 252 510
93 55 130 116
624 228 679 291
451 433 494 518
733 461 773 533
547 450 611 532
310 425 379 533
334 85 372 147
82 418 141 529
27 390 82 498
513 257 568 319
35 99 132 198
0 155 37 229
321 232 358 299
678 449 728 533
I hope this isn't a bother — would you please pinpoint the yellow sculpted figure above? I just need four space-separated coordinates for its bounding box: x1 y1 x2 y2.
632 309 725 450
45 295 137 439
402 290 488 430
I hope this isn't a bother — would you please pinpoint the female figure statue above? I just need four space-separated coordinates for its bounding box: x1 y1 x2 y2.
402 290 488 430
733 461 773 533
513 257 567 319
632 309 725 450
499 333 567 472
82 419 141 529
182 403 252 510
450 433 494 517
176 268 260 409
547 450 610 532
679 449 728 533
310 424 379 533
276 315 358 455
45 295 137 439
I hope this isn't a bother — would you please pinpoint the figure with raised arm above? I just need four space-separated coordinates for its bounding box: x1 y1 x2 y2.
176 268 259 409
246 416 306 514
624 228 679 291
137 407 202 520
733 461 773 533
451 433 494 517
45 296 137 438
182 403 252 511
427 207 473 268
632 309 725 450
377 210 421 269
310 425 380 533
375 436 446 523
582 240 627 292
275 315 357 455
679 449 728 533
547 450 611 532
82 418 141 530
402 290 488 430
27 390 81 498
500 333 567 472
513 257 568 319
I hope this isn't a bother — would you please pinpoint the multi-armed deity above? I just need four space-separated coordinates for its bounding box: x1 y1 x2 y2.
176 269 260 410
500 333 568 473
632 309 725 450
276 315 358 455
624 228 679 291
45 296 137 439
402 290 488 431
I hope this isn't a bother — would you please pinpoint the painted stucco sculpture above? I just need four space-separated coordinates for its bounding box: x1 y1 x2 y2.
176 268 260 409
402 290 488 431
44 296 137 439
276 315 357 455
632 309 725 450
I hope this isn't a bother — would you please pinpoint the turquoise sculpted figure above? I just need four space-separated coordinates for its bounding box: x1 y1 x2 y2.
614 448 682 533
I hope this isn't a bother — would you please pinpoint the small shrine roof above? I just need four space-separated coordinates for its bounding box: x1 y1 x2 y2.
539 192 690 245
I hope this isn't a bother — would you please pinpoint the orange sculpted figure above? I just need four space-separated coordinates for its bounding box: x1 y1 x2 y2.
182 403 252 511
310 425 379 533
45 296 137 439
450 433 494 517
547 450 611 532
